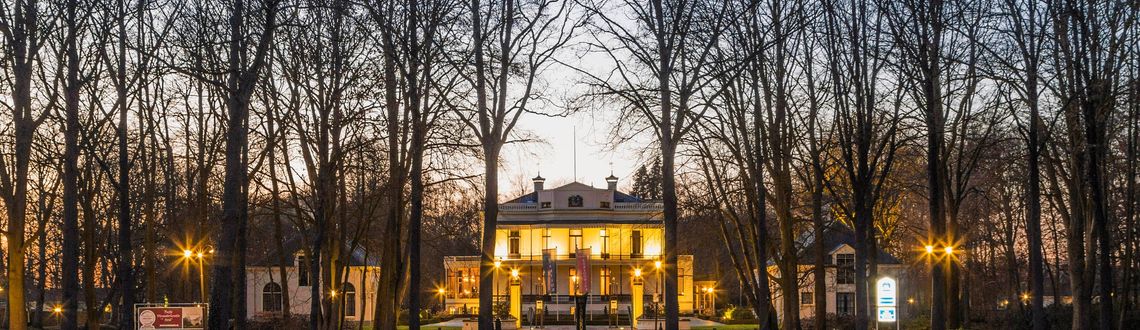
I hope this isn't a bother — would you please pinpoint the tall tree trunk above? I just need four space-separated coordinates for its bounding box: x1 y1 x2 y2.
63 0 83 326
0 0 43 327
1024 42 1048 330
266 84 291 319
406 0 426 326
207 0 278 328
652 0 680 327
376 1 407 325
114 0 136 324
923 13 948 329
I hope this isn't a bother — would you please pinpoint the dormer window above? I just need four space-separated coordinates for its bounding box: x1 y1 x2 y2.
568 195 583 207
836 253 855 284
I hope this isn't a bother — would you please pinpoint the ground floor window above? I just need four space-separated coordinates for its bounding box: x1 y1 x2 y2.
342 282 356 316
837 292 855 315
263 282 283 312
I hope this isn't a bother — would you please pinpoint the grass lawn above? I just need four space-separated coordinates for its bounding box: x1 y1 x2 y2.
693 325 762 330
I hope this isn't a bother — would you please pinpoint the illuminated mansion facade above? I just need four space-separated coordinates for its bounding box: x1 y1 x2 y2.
442 174 695 325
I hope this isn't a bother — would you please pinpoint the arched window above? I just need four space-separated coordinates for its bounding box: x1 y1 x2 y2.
263 282 283 312
342 282 356 316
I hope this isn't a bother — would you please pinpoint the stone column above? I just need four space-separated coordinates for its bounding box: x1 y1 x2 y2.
632 275 644 327
510 277 522 328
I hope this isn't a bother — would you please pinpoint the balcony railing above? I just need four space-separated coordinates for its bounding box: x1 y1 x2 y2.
498 202 663 211
501 203 539 211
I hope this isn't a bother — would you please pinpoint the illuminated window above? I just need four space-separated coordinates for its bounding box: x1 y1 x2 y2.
569 267 579 295
569 229 583 257
600 267 612 295
600 229 610 259
631 231 643 258
509 230 521 257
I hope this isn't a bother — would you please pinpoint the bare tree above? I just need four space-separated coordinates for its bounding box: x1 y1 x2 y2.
985 0 1050 327
177 0 282 328
61 0 84 327
884 0 951 328
1048 0 1136 328
0 0 53 327
821 0 903 327
448 0 580 327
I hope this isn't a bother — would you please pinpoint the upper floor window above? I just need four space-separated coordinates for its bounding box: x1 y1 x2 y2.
541 202 551 208
297 255 310 286
836 253 855 284
631 230 643 258
600 229 610 259
568 195 584 207
508 230 521 257
600 201 611 208
569 229 583 257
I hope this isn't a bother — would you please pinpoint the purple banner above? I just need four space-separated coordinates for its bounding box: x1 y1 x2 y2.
576 248 591 294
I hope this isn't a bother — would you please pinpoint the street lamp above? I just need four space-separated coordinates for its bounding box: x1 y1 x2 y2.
180 248 208 303
437 288 447 313
493 259 502 305
654 260 663 329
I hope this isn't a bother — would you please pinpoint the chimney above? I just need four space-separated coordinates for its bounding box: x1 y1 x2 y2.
533 174 546 192
605 173 619 191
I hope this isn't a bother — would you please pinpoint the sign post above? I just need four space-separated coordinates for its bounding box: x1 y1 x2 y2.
134 303 206 330
876 277 898 329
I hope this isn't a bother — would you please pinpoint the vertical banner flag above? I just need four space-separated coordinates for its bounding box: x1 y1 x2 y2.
576 248 591 294
543 248 556 294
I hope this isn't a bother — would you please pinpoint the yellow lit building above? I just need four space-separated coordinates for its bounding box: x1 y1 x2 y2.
442 175 694 325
